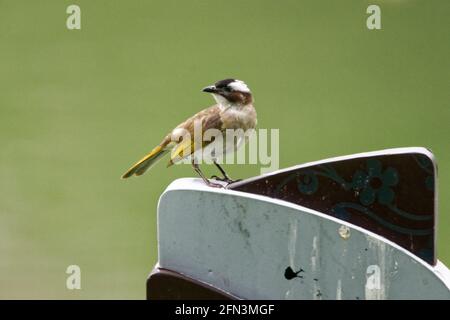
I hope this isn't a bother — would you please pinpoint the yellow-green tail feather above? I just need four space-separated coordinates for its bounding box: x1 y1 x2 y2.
121 145 169 179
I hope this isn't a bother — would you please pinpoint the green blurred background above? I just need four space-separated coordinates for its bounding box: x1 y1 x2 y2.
0 0 448 299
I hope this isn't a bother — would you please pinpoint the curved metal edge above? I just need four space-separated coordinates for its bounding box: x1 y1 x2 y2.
147 263 239 300
157 177 450 291
228 147 435 188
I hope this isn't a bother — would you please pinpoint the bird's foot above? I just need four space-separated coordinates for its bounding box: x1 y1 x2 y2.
205 179 225 188
210 175 242 184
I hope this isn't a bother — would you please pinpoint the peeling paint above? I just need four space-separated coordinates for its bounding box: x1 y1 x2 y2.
311 236 321 300
311 236 319 273
288 218 298 268
336 279 342 300
285 219 299 299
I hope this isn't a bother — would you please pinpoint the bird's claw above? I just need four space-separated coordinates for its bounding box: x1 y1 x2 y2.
210 175 241 184
206 180 225 188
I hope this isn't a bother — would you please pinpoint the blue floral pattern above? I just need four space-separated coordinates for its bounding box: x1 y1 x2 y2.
352 159 399 206
233 152 436 265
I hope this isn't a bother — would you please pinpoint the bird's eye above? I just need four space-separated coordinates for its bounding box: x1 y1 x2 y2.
225 87 232 92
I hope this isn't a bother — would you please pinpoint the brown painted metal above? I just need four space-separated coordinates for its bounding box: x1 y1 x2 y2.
147 267 237 300
228 152 436 265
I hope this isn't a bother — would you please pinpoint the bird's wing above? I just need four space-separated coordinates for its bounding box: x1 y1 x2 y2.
168 105 224 166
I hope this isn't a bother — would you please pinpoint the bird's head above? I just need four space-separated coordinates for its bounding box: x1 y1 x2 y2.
202 79 253 107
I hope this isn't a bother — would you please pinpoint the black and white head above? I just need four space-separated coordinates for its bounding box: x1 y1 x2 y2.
202 79 253 107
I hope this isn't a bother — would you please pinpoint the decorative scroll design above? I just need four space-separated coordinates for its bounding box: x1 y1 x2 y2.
229 152 436 265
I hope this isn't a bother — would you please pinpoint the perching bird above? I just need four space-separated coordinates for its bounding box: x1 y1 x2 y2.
121 79 257 187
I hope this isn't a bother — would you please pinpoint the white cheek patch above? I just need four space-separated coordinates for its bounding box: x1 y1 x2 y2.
212 93 230 107
229 80 250 93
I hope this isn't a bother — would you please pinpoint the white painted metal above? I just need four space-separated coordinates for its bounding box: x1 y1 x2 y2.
157 178 450 300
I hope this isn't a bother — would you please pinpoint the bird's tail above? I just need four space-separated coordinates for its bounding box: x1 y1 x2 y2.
121 144 170 179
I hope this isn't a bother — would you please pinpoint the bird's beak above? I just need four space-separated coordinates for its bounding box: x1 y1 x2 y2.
202 85 217 93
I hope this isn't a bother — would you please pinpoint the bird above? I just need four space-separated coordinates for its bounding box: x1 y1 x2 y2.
121 78 257 188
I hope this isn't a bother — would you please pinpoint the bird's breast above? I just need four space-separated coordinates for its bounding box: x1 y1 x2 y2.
221 105 257 131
